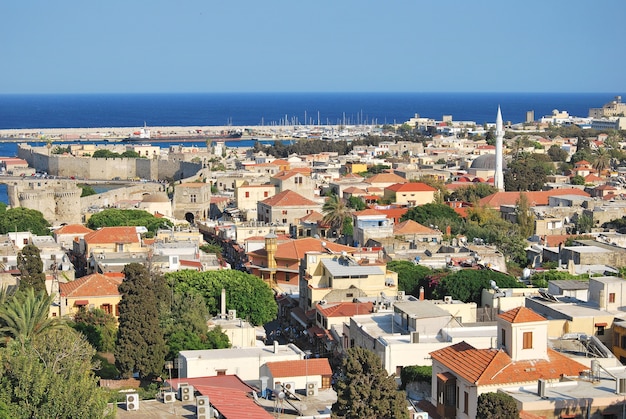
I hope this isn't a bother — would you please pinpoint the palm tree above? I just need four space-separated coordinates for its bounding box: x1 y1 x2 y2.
592 147 611 175
322 194 352 238
0 287 65 346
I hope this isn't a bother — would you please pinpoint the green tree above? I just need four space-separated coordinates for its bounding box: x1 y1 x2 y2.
0 328 110 419
87 208 172 235
547 144 568 162
347 196 366 211
570 174 585 185
71 308 117 352
0 207 51 236
504 153 553 191
120 150 141 158
592 147 611 174
0 288 65 347
449 183 497 203
17 245 47 293
477 392 519 419
322 195 353 238
332 347 408 419
401 203 462 234
92 149 120 158
515 193 535 238
79 184 97 197
387 261 431 297
166 270 277 326
432 269 524 305
400 365 432 390
575 213 593 234
115 263 167 379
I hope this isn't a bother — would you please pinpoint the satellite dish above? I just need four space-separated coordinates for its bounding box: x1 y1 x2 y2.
278 392 286 400
489 280 497 289
522 268 531 279
321 241 326 247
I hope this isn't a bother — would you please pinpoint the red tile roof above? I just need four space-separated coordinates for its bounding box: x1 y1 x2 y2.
366 172 407 184
83 226 140 244
54 224 94 235
260 190 318 207
265 358 332 378
498 306 546 323
430 341 586 386
353 208 386 217
394 220 439 235
269 237 354 261
479 188 590 209
317 301 373 317
59 273 122 298
386 182 437 192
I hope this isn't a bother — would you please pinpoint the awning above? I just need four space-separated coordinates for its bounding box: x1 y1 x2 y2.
290 309 308 328
74 300 89 306
436 372 456 383
595 322 608 327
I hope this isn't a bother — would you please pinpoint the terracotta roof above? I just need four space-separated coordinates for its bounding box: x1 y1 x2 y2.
54 224 94 235
365 172 407 184
260 190 318 207
84 226 140 244
394 220 439 235
343 186 367 194
59 273 122 298
353 208 386 217
167 376 273 419
386 182 437 192
317 301 373 318
479 189 590 209
298 211 324 223
272 169 310 180
272 238 354 261
430 341 586 386
498 306 546 323
265 358 332 378
575 160 591 166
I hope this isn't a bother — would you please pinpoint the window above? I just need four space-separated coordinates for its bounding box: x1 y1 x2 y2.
609 293 616 303
101 304 112 315
464 391 468 414
597 326 605 336
621 335 626 349
501 329 506 348
264 191 269 197
523 331 533 349
245 191 250 198
190 194 197 203
216 369 226 376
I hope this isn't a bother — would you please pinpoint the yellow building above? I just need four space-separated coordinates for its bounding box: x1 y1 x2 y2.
58 273 122 319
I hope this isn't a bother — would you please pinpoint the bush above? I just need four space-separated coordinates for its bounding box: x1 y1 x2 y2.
400 365 432 390
477 392 519 419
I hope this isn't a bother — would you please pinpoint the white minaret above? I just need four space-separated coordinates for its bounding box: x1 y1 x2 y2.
494 106 505 191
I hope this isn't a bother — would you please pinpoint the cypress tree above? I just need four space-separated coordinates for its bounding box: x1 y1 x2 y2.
17 244 46 293
115 263 167 379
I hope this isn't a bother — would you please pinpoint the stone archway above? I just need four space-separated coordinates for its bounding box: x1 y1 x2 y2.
185 212 195 225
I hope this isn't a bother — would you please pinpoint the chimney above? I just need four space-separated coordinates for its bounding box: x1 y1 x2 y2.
273 340 279 354
419 286 425 301
221 288 226 319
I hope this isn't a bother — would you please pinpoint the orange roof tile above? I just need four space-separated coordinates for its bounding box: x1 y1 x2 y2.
498 306 546 323
265 358 332 378
394 220 439 235
317 301 373 317
59 273 122 298
353 208 386 217
430 341 586 386
366 172 407 184
386 182 437 192
299 211 324 223
479 189 590 209
274 238 354 260
260 190 318 207
54 224 94 235
83 226 140 244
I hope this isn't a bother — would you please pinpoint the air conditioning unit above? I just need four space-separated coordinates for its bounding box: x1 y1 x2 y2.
283 382 296 394
306 382 318 396
413 411 429 419
126 393 139 411
617 377 626 395
179 384 195 402
196 396 211 419
538 378 546 398
411 331 420 344
227 309 236 320
444 295 453 303
398 291 405 300
163 391 176 404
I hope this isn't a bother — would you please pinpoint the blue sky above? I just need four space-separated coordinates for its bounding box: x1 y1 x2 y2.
1 1 624 94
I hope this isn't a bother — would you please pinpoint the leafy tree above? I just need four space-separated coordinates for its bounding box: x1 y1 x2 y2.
432 269 524 305
0 288 65 347
477 392 519 419
92 149 120 158
387 261 431 297
0 207 51 236
515 193 535 238
17 245 47 293
115 263 167 379
322 195 353 238
120 150 141 158
332 347 408 419
401 203 462 234
400 365 432 390
449 183 497 203
79 184 97 197
592 147 611 174
87 208 172 235
570 174 585 185
575 213 593 234
504 153 553 191
0 328 110 419
547 144 568 162
166 270 277 326
347 196 366 211
71 308 117 352
530 270 580 288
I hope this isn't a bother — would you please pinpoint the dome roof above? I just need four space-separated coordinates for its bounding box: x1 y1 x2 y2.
142 193 170 203
470 154 507 170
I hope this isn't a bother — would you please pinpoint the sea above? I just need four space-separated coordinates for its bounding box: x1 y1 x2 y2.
0 91 622 204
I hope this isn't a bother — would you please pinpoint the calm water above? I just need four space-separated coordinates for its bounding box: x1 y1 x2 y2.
0 92 620 129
